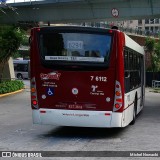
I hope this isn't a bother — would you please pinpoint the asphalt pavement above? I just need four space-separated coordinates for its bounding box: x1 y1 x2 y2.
0 86 160 160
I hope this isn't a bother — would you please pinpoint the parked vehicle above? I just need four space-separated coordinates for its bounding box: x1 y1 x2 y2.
13 60 30 79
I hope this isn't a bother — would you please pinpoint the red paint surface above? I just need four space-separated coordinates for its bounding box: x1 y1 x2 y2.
30 27 125 112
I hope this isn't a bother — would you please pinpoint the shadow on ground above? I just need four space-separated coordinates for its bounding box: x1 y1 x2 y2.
38 126 129 140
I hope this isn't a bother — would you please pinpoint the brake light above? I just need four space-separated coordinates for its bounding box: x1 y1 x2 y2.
37 28 40 32
116 99 122 103
115 103 120 109
113 80 123 112
31 95 36 99
32 100 37 105
108 30 113 33
31 77 38 109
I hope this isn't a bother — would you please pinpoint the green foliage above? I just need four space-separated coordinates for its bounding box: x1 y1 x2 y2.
154 41 160 71
151 88 160 93
0 26 24 64
145 37 155 53
0 26 26 81
21 35 29 46
0 80 24 94
12 51 22 59
145 37 160 72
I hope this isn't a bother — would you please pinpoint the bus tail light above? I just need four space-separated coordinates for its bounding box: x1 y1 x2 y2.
108 30 113 34
31 77 38 109
115 103 120 109
115 91 121 96
31 87 36 93
113 80 123 112
32 100 37 105
31 95 36 99
37 28 41 32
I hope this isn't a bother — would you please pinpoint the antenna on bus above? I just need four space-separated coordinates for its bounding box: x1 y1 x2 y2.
111 26 118 30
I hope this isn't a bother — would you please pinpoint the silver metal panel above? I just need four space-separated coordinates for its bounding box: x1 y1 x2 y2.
0 0 160 24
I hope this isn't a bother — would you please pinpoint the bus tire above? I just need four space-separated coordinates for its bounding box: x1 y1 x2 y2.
130 97 137 125
17 73 23 80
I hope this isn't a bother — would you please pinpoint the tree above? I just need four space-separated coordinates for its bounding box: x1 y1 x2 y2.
154 40 160 71
0 26 24 81
145 37 155 53
145 36 160 80
145 37 156 72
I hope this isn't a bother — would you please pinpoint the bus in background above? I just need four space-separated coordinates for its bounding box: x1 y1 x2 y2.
30 26 145 128
13 60 30 79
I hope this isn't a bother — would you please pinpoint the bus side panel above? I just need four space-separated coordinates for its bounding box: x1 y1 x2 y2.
112 32 126 126
123 87 143 127
122 34 145 126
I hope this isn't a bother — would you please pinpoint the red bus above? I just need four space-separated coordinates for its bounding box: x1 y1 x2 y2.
30 26 145 127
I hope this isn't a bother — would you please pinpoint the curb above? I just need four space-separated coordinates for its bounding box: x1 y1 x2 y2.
25 86 30 89
0 89 24 98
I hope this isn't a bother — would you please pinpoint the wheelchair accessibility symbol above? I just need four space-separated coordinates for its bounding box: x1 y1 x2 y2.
46 87 54 96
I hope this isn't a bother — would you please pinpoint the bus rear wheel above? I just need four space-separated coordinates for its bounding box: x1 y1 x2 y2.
17 73 23 80
130 97 137 125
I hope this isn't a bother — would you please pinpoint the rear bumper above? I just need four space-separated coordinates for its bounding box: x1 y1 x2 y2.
32 109 123 128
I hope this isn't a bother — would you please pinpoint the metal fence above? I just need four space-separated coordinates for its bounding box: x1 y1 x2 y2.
146 72 160 87
82 23 160 38
152 80 160 88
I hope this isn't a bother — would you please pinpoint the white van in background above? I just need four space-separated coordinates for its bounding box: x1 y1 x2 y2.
13 60 30 79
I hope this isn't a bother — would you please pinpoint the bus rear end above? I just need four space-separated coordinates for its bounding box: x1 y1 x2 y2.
30 26 125 127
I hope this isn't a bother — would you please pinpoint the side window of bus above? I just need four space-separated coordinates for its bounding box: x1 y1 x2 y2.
124 49 130 93
14 64 17 71
42 33 64 56
124 47 143 93
124 49 129 78
124 50 128 70
16 64 28 72
24 64 28 72
16 64 21 71
129 51 135 90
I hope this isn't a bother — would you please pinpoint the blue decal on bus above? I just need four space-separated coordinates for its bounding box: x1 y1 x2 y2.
46 87 54 96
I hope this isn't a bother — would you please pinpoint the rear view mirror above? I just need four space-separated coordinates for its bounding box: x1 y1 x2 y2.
29 36 32 45
125 71 130 78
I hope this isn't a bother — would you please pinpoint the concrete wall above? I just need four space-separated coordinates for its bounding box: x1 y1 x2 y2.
0 57 15 80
